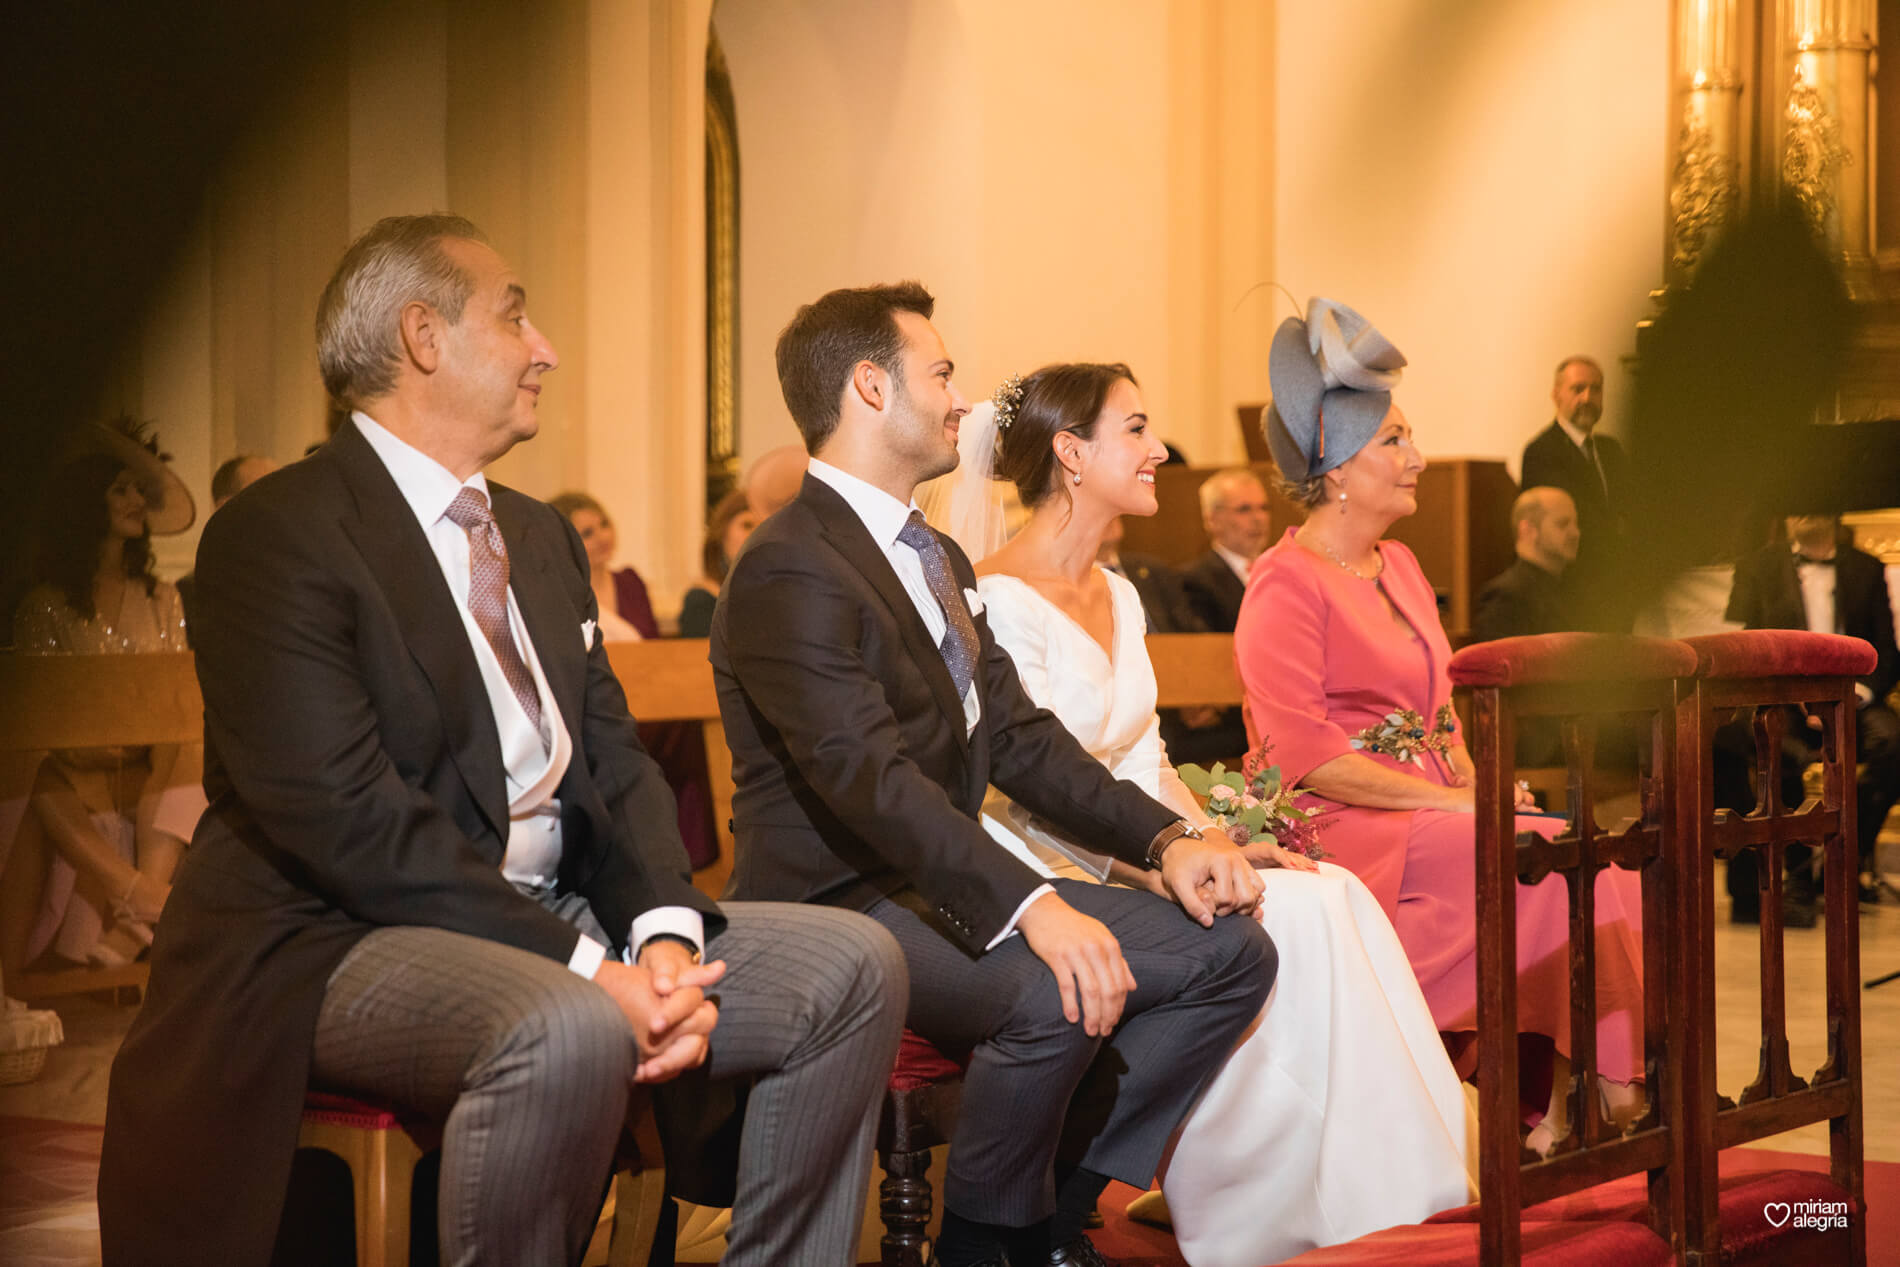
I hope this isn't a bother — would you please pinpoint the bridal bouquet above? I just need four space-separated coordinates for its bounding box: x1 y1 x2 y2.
1177 740 1327 861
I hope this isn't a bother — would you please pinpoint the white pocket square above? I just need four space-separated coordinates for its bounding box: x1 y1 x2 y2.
964 587 985 617
580 618 597 649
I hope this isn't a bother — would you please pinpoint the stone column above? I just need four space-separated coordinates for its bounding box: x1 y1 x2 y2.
1669 0 1745 286
1781 0 1877 298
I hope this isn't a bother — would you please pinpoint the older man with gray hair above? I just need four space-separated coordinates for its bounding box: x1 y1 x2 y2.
1181 467 1271 633
100 213 905 1266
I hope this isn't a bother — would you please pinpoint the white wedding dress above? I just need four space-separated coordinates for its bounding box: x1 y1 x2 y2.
977 568 1475 1266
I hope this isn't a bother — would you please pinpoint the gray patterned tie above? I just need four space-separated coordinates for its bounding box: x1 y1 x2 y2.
444 487 546 745
896 510 978 699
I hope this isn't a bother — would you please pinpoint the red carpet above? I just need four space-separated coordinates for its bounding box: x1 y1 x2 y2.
1085 1152 1897 1266
3 1117 1892 1265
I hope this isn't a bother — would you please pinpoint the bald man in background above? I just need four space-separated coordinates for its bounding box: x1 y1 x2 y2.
743 443 809 518
1471 486 1580 644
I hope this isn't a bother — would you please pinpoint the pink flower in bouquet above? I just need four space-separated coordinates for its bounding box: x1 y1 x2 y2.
1225 823 1253 845
1239 794 1260 809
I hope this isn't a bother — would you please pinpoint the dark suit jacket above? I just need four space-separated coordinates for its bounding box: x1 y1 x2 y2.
99 420 718 1264
1180 549 1248 634
709 475 1177 952
1726 542 1900 701
1115 551 1201 634
1470 557 1575 643
1520 421 1625 548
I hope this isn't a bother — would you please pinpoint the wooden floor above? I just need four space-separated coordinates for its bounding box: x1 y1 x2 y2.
3 866 1898 1265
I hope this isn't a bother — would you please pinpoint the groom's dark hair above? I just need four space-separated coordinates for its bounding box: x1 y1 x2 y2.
777 281 935 452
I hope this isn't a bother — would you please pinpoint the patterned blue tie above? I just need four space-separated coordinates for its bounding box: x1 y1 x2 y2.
896 511 979 699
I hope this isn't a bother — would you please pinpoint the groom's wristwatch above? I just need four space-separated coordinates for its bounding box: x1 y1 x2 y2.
1145 820 1204 870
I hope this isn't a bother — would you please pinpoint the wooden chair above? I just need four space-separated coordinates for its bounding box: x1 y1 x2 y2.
294 1089 668 1267
875 1031 967 1267
1674 629 1870 1265
1288 630 1871 1264
1453 632 1696 1263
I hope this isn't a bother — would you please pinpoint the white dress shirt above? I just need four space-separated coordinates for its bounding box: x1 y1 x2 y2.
355 413 700 976
806 458 1052 946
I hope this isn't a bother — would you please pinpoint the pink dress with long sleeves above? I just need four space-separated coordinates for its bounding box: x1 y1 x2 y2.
1235 529 1644 1084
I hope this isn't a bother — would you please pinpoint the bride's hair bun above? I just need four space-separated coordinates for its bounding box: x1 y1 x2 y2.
996 362 1138 509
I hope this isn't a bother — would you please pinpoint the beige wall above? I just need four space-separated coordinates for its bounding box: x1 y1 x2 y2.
722 0 1670 483
100 0 712 602
1273 0 1670 475
714 0 1278 470
104 1 1675 593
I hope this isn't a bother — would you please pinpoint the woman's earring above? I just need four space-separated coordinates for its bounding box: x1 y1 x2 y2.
1073 471 1083 485
1338 489 1348 506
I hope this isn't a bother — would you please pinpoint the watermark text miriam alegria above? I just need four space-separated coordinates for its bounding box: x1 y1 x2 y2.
1762 1198 1850 1231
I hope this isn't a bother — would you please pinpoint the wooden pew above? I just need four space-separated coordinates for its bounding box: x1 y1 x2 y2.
0 634 1248 1000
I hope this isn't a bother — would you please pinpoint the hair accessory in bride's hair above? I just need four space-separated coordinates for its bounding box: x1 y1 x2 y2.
991 374 1025 431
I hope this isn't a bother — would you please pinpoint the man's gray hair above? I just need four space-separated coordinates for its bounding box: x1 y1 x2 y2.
316 214 486 407
1197 467 1266 520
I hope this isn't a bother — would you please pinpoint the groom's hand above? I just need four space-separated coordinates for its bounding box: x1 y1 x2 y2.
1017 892 1137 1036
1161 837 1265 926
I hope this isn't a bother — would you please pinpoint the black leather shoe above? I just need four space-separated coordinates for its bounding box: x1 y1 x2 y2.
1048 1237 1113 1267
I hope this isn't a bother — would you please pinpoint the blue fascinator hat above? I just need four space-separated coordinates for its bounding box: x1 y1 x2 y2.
1264 298 1406 481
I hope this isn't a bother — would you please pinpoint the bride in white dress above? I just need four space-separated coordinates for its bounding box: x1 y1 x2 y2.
925 363 1475 1266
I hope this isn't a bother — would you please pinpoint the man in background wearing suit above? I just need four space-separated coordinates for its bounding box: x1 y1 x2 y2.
712 282 1274 1267
1720 514 1900 921
100 215 905 1266
1471 487 1581 644
1180 468 1271 634
1471 487 1583 766
1521 355 1628 629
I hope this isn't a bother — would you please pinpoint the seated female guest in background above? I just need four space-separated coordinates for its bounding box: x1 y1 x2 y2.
2 422 195 981
935 363 1474 1265
549 490 661 640
1237 300 1645 1152
549 489 717 870
677 489 758 639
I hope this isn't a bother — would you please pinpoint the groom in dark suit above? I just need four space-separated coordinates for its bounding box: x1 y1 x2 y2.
99 215 906 1266
711 282 1275 1267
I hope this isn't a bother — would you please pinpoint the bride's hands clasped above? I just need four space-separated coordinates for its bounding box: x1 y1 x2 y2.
1239 838 1319 873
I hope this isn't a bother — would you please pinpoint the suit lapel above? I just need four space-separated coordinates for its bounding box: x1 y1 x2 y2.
802 478 971 748
330 423 510 844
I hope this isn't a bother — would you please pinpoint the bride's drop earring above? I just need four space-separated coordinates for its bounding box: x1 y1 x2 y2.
1338 489 1347 507
1073 471 1083 485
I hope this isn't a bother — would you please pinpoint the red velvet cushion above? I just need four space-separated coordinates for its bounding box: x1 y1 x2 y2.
888 1028 967 1091
1275 1219 1671 1264
301 1091 404 1131
1684 630 1876 680
1449 633 1697 688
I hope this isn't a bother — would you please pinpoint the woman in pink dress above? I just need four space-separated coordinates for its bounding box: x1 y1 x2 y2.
1236 299 1644 1147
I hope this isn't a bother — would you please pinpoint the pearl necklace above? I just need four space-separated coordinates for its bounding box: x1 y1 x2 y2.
1302 530 1382 580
